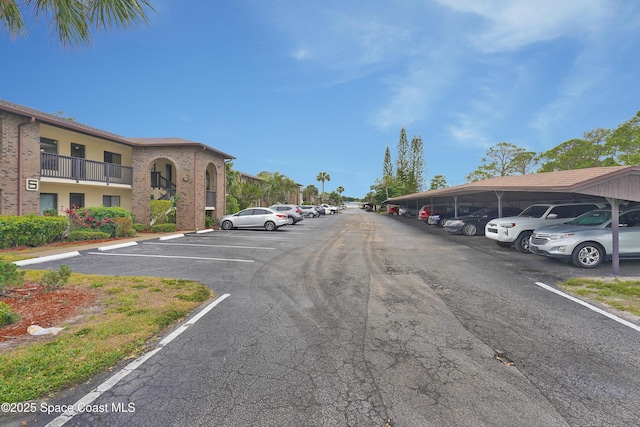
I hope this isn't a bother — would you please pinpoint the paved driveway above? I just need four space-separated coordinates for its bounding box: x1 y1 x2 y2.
7 209 640 427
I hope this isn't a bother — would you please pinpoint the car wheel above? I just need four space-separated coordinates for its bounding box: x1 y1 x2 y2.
264 221 276 231
495 241 512 248
571 242 604 268
462 223 477 236
515 231 533 253
221 220 233 230
287 216 295 225
405 212 412 218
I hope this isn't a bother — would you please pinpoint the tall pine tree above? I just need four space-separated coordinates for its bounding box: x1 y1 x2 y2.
395 128 409 184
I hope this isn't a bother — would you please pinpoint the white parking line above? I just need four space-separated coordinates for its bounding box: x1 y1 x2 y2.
45 294 230 427
87 252 254 263
143 242 274 250
211 234 293 240
535 282 640 333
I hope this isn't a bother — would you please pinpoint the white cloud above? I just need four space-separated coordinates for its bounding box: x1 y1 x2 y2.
292 48 310 60
434 0 612 53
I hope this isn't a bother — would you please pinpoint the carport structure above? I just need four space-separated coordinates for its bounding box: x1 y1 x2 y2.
385 166 640 275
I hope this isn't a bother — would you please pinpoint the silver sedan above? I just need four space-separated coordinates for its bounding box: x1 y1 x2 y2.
219 207 289 231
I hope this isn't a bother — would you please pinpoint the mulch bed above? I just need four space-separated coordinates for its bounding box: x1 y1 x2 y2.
1 284 99 344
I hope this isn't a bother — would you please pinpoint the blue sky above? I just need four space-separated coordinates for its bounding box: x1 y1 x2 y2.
2 0 640 198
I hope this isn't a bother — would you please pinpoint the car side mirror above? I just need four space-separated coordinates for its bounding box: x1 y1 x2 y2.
546 213 558 219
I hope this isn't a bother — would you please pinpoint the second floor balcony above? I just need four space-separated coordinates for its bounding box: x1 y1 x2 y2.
40 153 133 186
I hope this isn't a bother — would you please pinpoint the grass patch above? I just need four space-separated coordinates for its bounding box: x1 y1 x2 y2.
560 278 640 317
0 271 212 403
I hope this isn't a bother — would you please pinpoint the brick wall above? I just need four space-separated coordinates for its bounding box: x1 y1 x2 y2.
1 109 228 226
0 112 40 216
132 146 226 230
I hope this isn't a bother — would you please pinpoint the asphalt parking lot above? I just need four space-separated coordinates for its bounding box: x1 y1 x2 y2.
11 208 640 427
20 208 640 281
19 213 335 293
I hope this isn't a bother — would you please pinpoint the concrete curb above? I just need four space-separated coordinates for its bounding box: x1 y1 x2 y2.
98 242 139 252
14 251 81 266
159 233 185 241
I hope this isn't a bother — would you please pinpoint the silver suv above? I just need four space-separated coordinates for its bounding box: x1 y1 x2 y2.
529 207 640 268
300 205 319 218
269 204 304 225
485 202 604 253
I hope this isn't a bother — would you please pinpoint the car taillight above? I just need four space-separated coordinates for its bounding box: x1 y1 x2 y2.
276 214 286 218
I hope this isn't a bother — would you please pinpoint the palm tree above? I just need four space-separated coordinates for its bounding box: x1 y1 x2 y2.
316 172 330 201
336 186 344 205
303 185 319 204
1 0 153 47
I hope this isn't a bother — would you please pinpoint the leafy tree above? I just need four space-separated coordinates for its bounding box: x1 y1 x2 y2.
316 172 330 200
510 150 539 175
226 195 240 214
429 175 447 190
538 137 615 173
1 0 154 47
326 191 341 205
226 162 242 196
259 171 298 206
466 142 534 181
238 182 262 209
607 111 640 165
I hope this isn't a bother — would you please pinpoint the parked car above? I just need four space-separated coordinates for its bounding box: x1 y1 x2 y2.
321 203 337 215
427 206 478 227
315 205 326 216
419 205 450 221
485 202 605 253
398 207 419 218
219 207 288 231
269 204 304 225
388 206 400 215
529 208 640 268
300 205 319 218
444 207 523 236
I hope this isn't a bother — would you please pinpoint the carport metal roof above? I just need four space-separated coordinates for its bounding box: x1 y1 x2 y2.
385 166 640 276
385 166 640 205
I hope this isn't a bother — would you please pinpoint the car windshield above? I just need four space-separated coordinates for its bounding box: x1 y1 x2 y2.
566 210 612 226
518 205 551 218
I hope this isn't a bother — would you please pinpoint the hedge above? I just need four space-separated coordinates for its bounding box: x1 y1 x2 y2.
66 230 111 241
0 215 68 249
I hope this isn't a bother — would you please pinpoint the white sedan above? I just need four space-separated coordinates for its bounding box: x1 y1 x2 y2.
219 207 288 231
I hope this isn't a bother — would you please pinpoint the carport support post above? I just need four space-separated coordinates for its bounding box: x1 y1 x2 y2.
495 191 504 217
453 196 459 216
607 198 620 276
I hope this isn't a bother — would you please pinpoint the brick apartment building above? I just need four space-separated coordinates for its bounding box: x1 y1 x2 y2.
0 99 234 230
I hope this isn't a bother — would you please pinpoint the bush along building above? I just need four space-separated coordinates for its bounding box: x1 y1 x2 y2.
0 99 234 231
